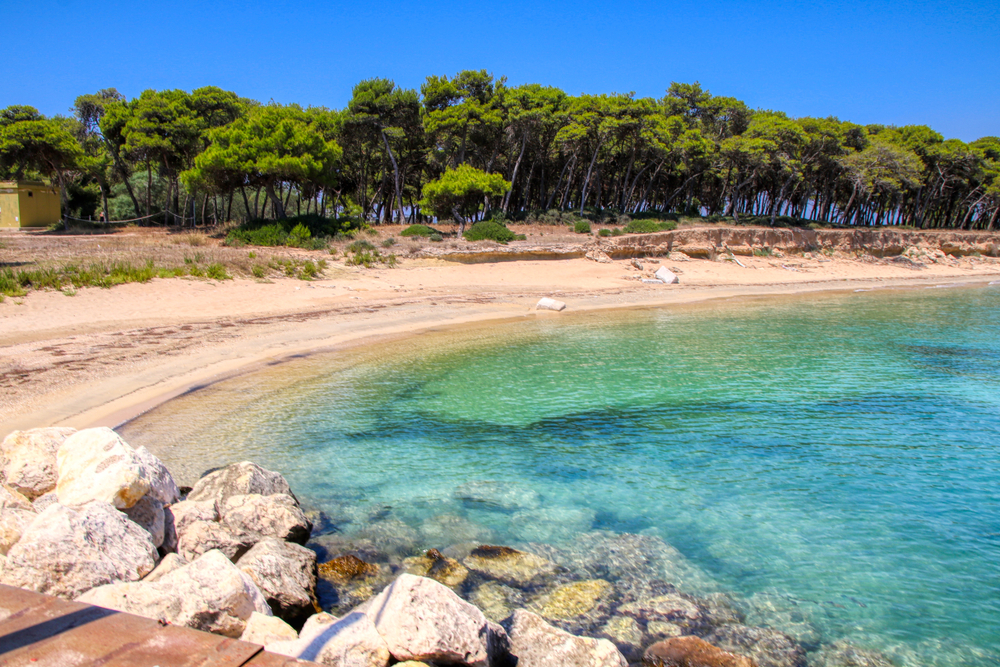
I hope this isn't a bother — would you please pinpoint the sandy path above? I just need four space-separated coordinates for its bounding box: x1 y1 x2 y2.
3 252 999 438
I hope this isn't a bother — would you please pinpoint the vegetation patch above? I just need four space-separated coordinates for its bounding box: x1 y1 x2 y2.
401 224 440 238
463 220 517 244
573 220 592 234
624 219 678 234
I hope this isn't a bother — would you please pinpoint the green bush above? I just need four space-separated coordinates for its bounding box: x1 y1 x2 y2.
598 228 611 237
206 263 231 280
611 228 625 237
300 260 318 279
574 220 592 234
251 265 265 278
624 219 677 234
400 224 439 238
463 220 516 244
347 240 376 253
225 215 355 248
382 237 397 247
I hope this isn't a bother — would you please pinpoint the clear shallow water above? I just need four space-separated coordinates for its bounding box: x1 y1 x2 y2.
121 285 1000 666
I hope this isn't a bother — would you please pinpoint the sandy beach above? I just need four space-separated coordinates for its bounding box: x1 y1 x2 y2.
3 226 1000 439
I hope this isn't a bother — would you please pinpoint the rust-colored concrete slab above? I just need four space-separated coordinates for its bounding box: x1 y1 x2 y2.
0 584 320 667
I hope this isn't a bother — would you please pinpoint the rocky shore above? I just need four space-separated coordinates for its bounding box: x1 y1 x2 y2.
0 426 895 667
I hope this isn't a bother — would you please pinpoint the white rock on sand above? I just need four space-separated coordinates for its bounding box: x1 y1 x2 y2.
654 266 680 284
535 297 567 312
78 548 271 638
0 500 157 598
0 427 76 500
56 427 152 509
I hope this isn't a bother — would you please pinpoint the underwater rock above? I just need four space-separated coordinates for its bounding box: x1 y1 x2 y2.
705 624 806 667
352 518 421 557
455 480 542 510
238 537 318 628
419 513 495 544
78 549 271 638
186 461 294 506
56 427 152 509
316 553 394 613
123 494 166 548
618 593 710 635
528 579 614 621
0 427 76 500
403 548 469 588
470 580 526 623
268 611 391 667
0 500 157 599
598 615 644 663
463 545 558 586
643 636 754 667
319 553 380 582
807 641 895 667
221 493 312 545
503 609 626 667
509 506 597 543
646 621 684 639
240 610 298 645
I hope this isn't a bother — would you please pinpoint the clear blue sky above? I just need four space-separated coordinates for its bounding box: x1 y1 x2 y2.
3 0 997 141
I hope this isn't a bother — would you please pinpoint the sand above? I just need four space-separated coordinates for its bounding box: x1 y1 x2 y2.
3 237 999 439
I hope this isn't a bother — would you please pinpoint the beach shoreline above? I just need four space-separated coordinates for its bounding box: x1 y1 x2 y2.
3 246 999 439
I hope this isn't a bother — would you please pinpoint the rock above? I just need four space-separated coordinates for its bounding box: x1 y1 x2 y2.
241 610 299 645
655 267 679 284
536 297 567 312
367 573 494 666
463 545 557 586
618 593 709 634
642 278 664 284
187 461 294 506
55 427 151 509
455 481 541 511
133 445 180 504
352 518 420 557
238 537 317 627
143 552 187 582
318 554 380 582
123 494 166 548
0 501 157 598
643 636 754 667
402 548 469 588
0 427 76 499
162 498 218 553
268 611 391 667
509 506 596 543
469 580 524 623
419 514 495 544
503 609 626 667
222 493 312 544
647 621 684 639
315 553 393 614
77 549 271 638
177 519 256 562
586 249 613 263
631 259 644 270
32 492 58 512
528 579 613 621
705 624 805 667
808 640 895 667
0 484 35 555
598 616 644 663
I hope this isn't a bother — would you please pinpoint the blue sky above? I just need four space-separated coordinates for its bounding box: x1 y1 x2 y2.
3 0 997 141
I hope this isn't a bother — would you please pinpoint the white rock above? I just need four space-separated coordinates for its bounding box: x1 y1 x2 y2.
0 427 76 499
641 278 664 284
0 501 157 598
268 611 390 667
32 492 58 512
143 552 187 582
0 484 35 555
238 537 317 626
585 249 613 263
133 446 180 504
654 266 679 284
367 573 493 667
187 461 294 506
535 297 567 312
177 519 255 562
241 610 298 645
162 498 218 553
56 427 151 509
503 609 627 667
223 493 311 544
124 494 165 548
78 549 271 638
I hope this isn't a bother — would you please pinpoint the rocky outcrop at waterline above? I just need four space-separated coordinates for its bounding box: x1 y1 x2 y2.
0 426 902 667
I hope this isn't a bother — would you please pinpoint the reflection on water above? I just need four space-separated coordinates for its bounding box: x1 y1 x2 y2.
121 284 1000 667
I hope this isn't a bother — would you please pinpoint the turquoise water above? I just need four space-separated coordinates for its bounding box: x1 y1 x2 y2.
121 285 1000 666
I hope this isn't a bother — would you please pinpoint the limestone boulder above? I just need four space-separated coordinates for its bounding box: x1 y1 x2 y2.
77 549 271 638
0 484 36 555
143 552 187 582
32 492 59 512
402 548 469 588
655 267 680 284
0 501 157 598
123 494 166 548
705 624 805 667
133 445 180 504
177 519 256 562
536 297 566 312
268 611 391 667
222 493 312 544
367 573 496 666
56 427 151 509
0 427 76 499
241 611 299 645
643 636 754 667
503 609 626 667
187 461 294 506
162 498 219 553
238 537 317 627
463 545 557 586
586 249 613 263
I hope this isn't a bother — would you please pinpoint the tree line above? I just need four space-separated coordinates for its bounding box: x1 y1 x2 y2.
1 72 997 230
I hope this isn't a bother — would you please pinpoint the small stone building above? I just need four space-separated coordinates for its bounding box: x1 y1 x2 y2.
0 181 61 229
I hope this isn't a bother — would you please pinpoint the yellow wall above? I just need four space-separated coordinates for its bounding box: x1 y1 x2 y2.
0 181 61 228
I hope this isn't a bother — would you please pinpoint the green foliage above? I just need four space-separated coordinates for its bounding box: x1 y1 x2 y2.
420 165 511 222
573 220 592 234
400 224 439 237
347 239 375 253
381 237 396 247
225 214 353 249
251 265 265 278
206 263 230 280
463 220 517 243
598 228 612 237
624 219 678 233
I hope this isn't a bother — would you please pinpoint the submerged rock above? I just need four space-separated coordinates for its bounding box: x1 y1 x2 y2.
222 493 312 544
0 501 157 598
509 506 596 543
463 545 558 586
455 481 542 511
318 553 381 582
238 537 318 628
77 549 271 638
268 611 391 667
643 636 754 667
403 548 469 588
0 427 76 500
598 615 644 663
56 428 152 509
808 641 896 667
419 513 495 544
705 624 806 667
187 461 294 506
528 579 614 621
241 610 298 646
503 609 626 667
316 553 393 613
618 593 711 635
469 580 525 623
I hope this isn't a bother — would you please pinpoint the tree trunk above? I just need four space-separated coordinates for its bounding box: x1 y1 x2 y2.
265 181 286 219
579 141 603 215
380 130 406 225
503 133 529 213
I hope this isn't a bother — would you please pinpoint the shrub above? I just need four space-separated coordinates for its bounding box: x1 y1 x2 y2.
400 224 439 238
288 223 312 247
624 219 677 234
574 220 592 234
382 237 397 248
611 228 624 237
206 263 230 280
347 240 376 253
300 260 318 279
463 220 516 244
598 228 611 237
251 265 265 278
